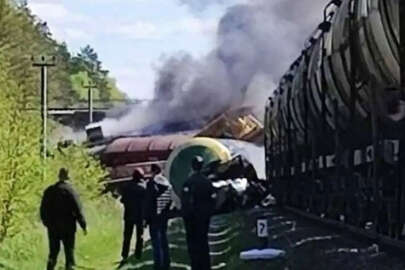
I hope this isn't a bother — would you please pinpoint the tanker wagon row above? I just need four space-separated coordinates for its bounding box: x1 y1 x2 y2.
264 0 403 238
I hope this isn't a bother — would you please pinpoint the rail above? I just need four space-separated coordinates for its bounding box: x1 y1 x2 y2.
284 206 405 254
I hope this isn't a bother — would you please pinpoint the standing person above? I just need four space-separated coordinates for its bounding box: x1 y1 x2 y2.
181 156 216 270
119 168 147 266
40 168 87 270
144 164 173 270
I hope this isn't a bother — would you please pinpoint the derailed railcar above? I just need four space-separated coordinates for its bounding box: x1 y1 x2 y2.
166 137 269 215
96 134 268 211
265 0 404 238
98 135 191 193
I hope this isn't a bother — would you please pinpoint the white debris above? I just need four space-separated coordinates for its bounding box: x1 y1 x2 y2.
240 248 286 260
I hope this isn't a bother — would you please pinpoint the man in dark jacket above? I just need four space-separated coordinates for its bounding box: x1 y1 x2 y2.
144 164 173 270
120 168 147 264
181 156 216 270
40 168 87 270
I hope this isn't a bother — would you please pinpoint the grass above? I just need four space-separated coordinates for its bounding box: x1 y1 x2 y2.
0 198 124 270
0 201 284 270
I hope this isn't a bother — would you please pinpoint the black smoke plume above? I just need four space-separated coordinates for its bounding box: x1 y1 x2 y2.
99 0 328 137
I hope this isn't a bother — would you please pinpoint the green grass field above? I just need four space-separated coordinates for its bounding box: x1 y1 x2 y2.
0 199 278 270
0 199 124 270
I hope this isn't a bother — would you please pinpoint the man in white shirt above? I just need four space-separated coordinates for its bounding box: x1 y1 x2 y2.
144 164 172 270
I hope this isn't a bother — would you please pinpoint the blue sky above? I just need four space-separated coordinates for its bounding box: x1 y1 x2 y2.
28 0 236 99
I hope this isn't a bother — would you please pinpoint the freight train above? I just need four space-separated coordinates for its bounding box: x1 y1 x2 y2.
265 0 403 238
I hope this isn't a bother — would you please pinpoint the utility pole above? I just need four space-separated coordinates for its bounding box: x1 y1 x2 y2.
83 82 97 123
32 55 55 160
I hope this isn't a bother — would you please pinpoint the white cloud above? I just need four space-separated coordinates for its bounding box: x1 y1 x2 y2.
27 0 221 99
111 67 155 99
109 22 161 40
65 28 93 41
46 26 93 44
28 1 93 44
29 2 88 24
84 0 147 3
175 17 217 35
29 3 68 18
107 17 218 41
29 0 62 3
29 1 218 42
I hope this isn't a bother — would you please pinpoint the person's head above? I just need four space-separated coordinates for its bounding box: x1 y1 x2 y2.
151 164 162 176
58 168 69 181
191 155 204 172
132 168 144 182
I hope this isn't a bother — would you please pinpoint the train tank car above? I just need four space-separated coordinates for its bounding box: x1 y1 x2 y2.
265 0 404 239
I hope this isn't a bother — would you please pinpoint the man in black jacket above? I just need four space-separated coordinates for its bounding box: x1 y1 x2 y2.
120 168 147 264
181 156 216 270
40 168 87 270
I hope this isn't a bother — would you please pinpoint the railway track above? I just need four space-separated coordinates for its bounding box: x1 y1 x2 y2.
115 204 405 270
244 207 405 270
283 206 405 255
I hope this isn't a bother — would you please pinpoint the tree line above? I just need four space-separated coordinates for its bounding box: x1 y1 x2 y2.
0 0 127 108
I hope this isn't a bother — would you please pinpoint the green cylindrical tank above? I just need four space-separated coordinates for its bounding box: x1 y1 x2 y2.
165 137 232 196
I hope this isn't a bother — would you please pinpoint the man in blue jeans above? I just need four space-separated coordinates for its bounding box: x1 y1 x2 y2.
144 164 173 270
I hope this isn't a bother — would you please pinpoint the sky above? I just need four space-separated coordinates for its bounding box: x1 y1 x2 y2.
28 0 238 100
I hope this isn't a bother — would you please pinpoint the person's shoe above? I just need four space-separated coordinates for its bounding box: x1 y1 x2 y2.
46 260 57 270
134 252 142 259
65 264 75 270
118 258 127 268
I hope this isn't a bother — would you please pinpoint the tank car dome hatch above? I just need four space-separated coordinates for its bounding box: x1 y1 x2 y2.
165 137 232 196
